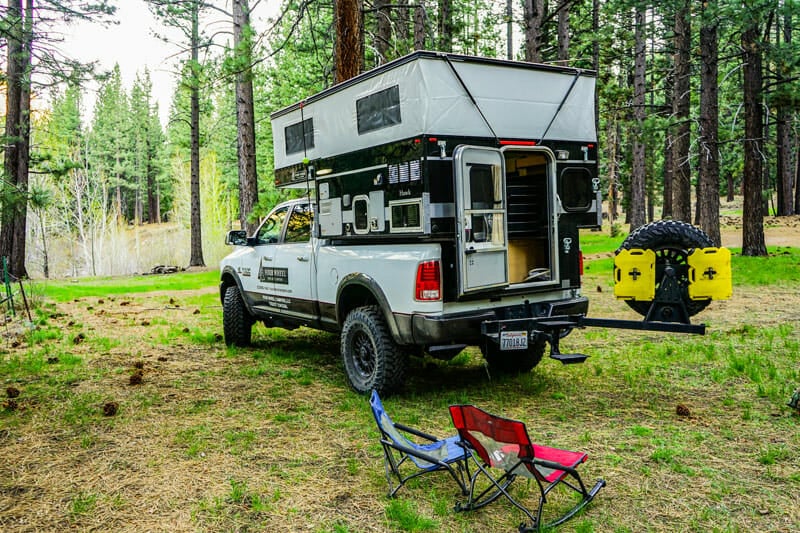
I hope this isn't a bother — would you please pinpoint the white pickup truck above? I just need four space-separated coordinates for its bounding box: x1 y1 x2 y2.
219 51 725 394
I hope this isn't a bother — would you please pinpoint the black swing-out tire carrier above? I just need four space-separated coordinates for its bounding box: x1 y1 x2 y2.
481 313 706 342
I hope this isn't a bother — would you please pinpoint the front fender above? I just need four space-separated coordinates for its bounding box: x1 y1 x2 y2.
219 268 255 316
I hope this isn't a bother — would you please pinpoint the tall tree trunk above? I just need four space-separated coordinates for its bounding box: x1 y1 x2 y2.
437 0 453 52
697 1 721 245
662 51 674 219
506 0 513 59
523 0 545 63
672 0 692 223
741 22 767 256
795 152 800 214
557 0 570 64
776 111 792 216
607 120 618 222
189 2 205 266
335 0 363 83
727 171 735 202
147 162 157 224
396 0 409 50
1 0 23 272
374 0 391 63
592 0 599 138
1 0 30 278
234 0 259 236
776 10 793 216
413 0 425 50
630 7 647 231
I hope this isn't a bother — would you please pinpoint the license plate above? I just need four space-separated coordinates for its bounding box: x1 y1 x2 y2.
500 331 528 351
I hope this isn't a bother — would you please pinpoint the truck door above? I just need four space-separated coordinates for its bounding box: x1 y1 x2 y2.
454 146 509 296
268 202 318 322
240 205 288 312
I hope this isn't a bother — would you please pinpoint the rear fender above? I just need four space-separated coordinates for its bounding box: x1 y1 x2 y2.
336 273 404 343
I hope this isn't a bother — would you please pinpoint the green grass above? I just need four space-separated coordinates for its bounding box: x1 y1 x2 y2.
3 235 800 532
34 269 220 302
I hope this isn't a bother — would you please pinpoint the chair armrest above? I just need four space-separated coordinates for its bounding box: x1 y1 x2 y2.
531 457 580 476
394 422 440 443
380 437 457 466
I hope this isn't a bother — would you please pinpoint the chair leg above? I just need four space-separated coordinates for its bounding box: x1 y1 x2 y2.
518 475 606 532
455 456 529 520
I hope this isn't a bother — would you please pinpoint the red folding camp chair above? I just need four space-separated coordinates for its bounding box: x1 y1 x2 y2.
449 404 605 531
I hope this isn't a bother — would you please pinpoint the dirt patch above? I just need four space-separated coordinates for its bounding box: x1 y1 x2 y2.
720 215 800 248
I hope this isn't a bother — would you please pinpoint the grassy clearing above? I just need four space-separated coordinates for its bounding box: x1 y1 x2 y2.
1 237 798 532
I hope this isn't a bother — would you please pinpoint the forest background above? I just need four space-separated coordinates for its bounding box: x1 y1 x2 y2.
1 0 799 280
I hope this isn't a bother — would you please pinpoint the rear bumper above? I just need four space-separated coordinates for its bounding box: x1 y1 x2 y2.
402 297 589 347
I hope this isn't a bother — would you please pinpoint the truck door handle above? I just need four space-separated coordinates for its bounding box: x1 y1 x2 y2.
465 248 477 255
296 256 309 262
262 256 273 261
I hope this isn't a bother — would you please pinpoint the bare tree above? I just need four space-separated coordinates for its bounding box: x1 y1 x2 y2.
147 0 207 266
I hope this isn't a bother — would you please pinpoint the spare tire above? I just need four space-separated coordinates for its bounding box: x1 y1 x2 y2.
618 220 715 317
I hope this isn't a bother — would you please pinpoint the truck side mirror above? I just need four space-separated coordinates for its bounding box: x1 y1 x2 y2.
225 230 249 246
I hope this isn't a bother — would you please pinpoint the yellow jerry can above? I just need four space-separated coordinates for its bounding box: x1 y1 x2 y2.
614 248 656 301
688 247 732 300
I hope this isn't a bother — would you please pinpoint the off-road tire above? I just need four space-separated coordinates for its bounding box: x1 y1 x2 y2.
223 285 254 347
618 220 715 317
341 306 407 395
482 335 547 374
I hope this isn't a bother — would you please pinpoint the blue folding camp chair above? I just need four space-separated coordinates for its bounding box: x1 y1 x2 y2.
369 390 469 497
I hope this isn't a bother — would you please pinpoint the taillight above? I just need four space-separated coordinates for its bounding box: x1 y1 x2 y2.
579 250 584 276
415 260 441 301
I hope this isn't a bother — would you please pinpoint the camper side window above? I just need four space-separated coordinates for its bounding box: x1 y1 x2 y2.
285 118 314 155
357 85 401 134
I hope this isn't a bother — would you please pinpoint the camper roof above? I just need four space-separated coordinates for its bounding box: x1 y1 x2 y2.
270 51 597 172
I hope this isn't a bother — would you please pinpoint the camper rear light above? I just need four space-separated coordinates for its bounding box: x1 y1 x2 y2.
499 140 537 146
579 250 584 276
415 260 442 301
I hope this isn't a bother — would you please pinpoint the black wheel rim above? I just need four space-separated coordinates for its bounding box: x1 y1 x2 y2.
653 246 690 287
352 329 376 381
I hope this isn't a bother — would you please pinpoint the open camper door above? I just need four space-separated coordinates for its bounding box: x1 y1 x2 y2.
454 146 509 296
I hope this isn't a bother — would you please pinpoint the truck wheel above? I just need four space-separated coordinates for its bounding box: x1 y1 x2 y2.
223 285 254 347
341 306 407 395
619 220 715 317
482 335 546 374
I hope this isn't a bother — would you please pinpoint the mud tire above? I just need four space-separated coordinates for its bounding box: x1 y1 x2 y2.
341 306 407 395
223 285 254 347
